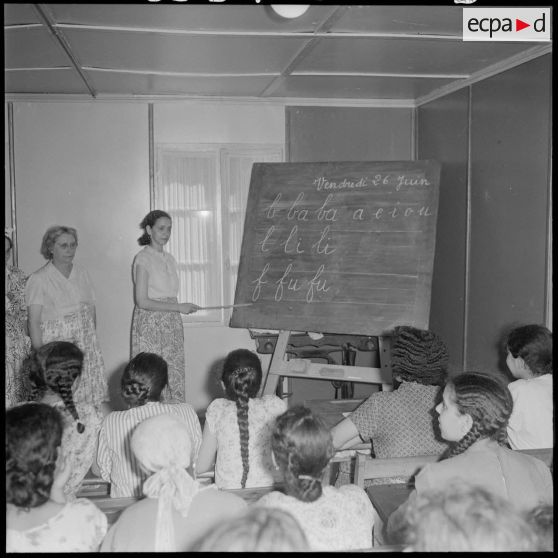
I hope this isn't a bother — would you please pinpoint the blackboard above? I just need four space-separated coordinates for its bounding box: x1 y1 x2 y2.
230 161 440 336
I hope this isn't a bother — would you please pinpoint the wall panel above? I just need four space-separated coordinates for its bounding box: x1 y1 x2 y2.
417 88 469 374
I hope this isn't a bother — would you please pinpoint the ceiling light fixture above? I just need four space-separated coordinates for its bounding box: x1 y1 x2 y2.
270 5 310 19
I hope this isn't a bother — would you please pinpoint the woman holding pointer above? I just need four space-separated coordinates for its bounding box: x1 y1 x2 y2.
131 210 199 402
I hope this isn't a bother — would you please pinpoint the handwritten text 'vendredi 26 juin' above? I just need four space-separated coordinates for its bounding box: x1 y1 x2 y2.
250 173 433 304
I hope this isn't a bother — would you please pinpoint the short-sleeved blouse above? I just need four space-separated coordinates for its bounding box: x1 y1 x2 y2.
205 395 287 489
132 246 179 299
25 261 95 321
349 381 447 458
257 484 374 551
6 498 108 552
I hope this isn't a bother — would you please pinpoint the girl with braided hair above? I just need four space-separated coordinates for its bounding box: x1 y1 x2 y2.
23 341 103 498
387 372 553 543
196 348 286 488
6 403 107 552
256 405 374 551
94 351 202 498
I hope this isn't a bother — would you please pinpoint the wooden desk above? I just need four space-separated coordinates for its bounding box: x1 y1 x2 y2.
366 483 413 524
304 398 364 430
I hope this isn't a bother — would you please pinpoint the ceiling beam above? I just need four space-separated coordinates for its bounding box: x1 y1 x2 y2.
33 4 97 98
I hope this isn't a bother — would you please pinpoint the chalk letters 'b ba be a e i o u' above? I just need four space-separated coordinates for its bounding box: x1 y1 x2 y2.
230 160 441 336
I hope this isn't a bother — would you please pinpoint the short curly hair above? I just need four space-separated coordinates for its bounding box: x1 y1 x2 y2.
507 324 552 377
6 403 64 509
391 325 449 385
40 225 78 259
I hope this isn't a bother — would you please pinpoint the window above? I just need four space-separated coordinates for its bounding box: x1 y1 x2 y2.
155 144 283 325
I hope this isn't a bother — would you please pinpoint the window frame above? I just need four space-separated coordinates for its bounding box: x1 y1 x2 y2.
154 142 283 327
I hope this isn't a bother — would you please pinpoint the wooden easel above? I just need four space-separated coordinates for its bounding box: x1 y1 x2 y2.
261 330 393 397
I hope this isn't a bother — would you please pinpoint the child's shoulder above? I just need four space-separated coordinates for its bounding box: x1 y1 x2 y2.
259 394 287 409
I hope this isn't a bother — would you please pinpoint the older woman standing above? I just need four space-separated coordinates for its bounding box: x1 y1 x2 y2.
131 210 199 402
25 225 107 408
5 231 32 407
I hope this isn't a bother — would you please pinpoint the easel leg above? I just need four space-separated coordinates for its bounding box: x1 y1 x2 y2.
261 330 290 396
378 335 393 392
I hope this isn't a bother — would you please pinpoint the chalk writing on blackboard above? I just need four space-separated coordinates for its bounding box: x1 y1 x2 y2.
231 161 441 335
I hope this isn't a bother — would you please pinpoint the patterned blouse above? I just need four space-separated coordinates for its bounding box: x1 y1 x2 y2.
25 261 96 321
205 395 287 489
257 484 374 551
349 381 447 458
132 246 179 299
6 499 107 552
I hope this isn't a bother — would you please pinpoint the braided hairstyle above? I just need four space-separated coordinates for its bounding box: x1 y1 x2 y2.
121 352 168 408
221 349 263 488
137 209 171 246
441 372 513 460
6 403 64 509
24 341 85 434
271 405 334 503
506 324 552 377
392 325 449 386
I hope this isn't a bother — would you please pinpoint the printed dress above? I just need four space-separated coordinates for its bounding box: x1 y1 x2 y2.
6 499 107 552
257 484 374 551
25 261 108 408
5 265 31 407
131 246 185 402
55 400 104 498
205 395 287 489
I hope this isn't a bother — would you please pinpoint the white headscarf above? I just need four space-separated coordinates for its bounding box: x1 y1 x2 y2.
131 414 204 552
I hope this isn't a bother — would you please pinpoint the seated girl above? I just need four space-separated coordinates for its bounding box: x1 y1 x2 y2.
331 325 449 458
195 348 286 488
256 405 375 551
23 341 103 497
505 324 553 449
100 414 247 552
6 403 107 552
387 371 553 542
94 352 202 498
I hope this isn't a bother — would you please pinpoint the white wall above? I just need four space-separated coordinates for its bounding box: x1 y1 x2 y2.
10 100 284 411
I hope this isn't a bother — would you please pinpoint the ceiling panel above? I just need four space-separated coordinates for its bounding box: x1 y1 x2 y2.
270 75 459 100
63 29 309 74
4 28 71 68
301 37 544 76
47 3 337 33
3 3 41 25
4 68 90 94
330 5 463 35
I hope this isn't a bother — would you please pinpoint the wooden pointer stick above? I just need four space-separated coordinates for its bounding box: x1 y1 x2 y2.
199 303 253 310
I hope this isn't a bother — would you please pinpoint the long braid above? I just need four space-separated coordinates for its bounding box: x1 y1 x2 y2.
56 376 85 434
440 372 513 461
236 389 251 488
31 342 86 434
222 349 263 489
271 406 334 503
